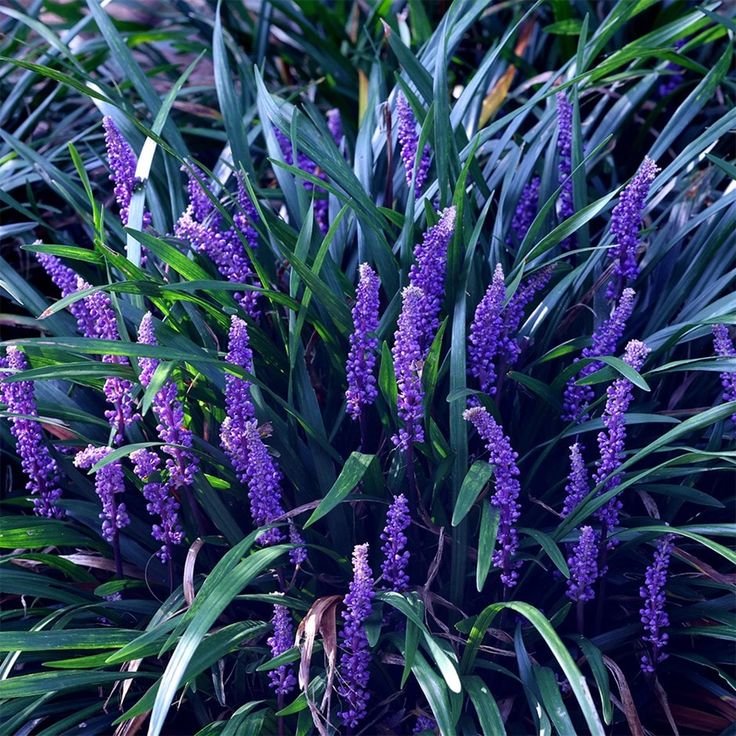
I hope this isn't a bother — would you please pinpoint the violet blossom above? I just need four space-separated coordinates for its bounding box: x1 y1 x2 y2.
562 442 589 518
391 286 427 452
75 445 129 542
408 206 456 350
712 324 736 425
267 604 297 695
509 176 541 243
566 525 599 603
607 157 659 299
396 93 431 196
337 543 375 729
556 92 575 249
594 339 651 535
562 288 636 423
380 494 411 592
1 347 63 518
464 406 522 588
346 263 381 420
640 534 674 672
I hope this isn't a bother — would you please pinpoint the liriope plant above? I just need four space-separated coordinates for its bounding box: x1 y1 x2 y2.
0 1 734 735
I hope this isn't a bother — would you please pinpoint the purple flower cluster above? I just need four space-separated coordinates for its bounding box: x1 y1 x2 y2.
327 108 343 146
267 604 297 695
594 339 651 534
396 93 431 196
566 525 599 603
174 174 260 316
607 157 659 299
408 206 456 349
337 543 375 729
102 116 150 227
640 535 674 672
468 264 506 395
36 252 97 338
221 316 256 472
380 494 411 592
658 40 685 97
712 324 736 424
499 266 553 366
392 286 427 452
74 445 129 542
562 443 589 518
556 92 575 249
563 288 636 422
346 264 381 420
413 714 437 734
138 313 198 490
464 406 522 588
273 126 329 234
1 348 63 518
510 176 541 243
131 449 182 562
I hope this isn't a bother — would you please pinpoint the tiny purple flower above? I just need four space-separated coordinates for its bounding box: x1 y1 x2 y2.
562 443 589 518
391 286 427 452
607 157 659 299
346 264 381 420
396 93 431 196
509 176 541 243
337 543 375 729
1 348 63 518
380 494 411 592
563 288 636 423
267 604 297 695
566 525 599 602
594 339 651 535
640 534 674 672
712 324 736 425
464 406 522 588
75 445 129 542
408 206 456 350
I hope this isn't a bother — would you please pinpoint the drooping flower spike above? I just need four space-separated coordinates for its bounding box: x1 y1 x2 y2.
337 543 375 729
408 206 456 351
392 286 427 452
464 406 522 588
563 288 636 423
396 93 431 196
1 348 64 518
607 156 659 299
712 324 736 425
640 534 674 672
346 264 381 421
594 339 651 536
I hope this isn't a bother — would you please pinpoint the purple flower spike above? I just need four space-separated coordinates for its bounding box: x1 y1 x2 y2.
137 313 198 490
288 522 308 567
396 93 431 196
380 494 411 592
556 92 575 250
346 264 381 420
75 445 129 542
464 406 522 588
268 604 297 695
131 449 182 562
607 157 659 299
337 543 375 729
594 339 650 535
408 206 456 350
712 325 736 425
391 286 427 452
562 443 589 518
414 715 437 734
1 348 63 518
35 251 97 338
640 535 674 672
78 279 138 444
102 116 150 228
499 266 553 366
510 176 541 243
221 316 257 475
183 163 215 223
563 288 636 423
242 420 286 546
566 525 599 602
468 264 506 395
658 40 685 97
